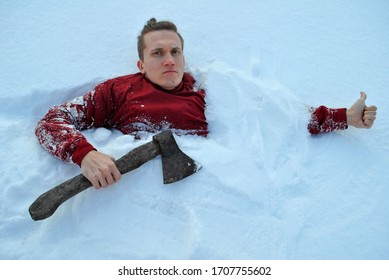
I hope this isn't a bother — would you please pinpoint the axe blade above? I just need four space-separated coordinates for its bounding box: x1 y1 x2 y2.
153 131 201 184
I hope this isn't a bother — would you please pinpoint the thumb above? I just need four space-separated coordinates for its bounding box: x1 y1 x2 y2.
360 91 367 101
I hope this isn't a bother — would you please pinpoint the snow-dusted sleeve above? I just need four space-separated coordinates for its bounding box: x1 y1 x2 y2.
307 106 348 135
35 83 112 166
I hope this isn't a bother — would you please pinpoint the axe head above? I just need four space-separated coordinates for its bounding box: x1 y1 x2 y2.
153 131 201 184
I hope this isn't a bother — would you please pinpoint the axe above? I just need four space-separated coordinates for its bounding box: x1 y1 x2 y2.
29 130 200 221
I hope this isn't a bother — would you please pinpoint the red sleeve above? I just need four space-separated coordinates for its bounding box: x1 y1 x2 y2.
35 82 113 166
307 106 348 135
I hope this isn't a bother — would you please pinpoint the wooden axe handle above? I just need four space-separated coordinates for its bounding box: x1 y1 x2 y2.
29 141 160 221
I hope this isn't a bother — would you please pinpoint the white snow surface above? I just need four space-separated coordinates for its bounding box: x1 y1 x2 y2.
1 0 388 260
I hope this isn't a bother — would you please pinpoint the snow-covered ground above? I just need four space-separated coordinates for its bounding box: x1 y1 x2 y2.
1 0 388 259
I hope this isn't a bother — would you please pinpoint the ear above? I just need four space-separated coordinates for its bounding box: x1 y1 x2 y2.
137 60 145 73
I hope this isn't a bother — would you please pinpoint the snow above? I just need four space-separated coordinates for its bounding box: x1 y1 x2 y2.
1 0 388 260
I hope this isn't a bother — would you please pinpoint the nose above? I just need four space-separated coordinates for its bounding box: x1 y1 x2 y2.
163 53 175 66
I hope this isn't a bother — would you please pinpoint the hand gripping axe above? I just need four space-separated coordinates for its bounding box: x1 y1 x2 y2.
29 130 200 221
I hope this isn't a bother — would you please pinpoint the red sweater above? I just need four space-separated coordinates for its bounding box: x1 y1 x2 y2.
35 72 208 166
35 72 347 166
307 106 348 134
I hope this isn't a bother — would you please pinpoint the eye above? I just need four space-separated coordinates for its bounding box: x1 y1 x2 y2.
151 50 162 56
172 49 182 56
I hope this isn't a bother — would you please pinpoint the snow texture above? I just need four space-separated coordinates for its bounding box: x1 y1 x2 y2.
0 0 388 260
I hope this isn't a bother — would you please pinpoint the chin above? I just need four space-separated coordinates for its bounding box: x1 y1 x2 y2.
161 80 180 90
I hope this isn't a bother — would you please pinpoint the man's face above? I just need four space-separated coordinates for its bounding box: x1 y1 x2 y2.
137 30 185 90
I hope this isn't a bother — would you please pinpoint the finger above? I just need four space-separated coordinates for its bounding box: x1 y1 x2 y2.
363 117 376 124
96 174 109 188
364 109 377 115
105 172 116 186
363 114 376 122
363 114 376 126
105 160 120 185
365 105 377 112
360 91 367 101
363 111 377 117
84 171 102 189
363 111 377 122
90 177 102 189
93 181 101 189
112 168 122 182
363 119 374 128
109 158 121 182
103 173 121 187
100 168 120 187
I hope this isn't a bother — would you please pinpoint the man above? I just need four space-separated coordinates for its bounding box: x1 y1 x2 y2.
35 18 377 189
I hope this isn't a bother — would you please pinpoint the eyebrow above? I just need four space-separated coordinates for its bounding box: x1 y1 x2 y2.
150 46 182 52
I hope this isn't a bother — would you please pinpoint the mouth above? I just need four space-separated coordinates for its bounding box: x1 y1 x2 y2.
163 70 178 75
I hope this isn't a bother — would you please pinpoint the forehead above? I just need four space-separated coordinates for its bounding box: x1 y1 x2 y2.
143 30 182 49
